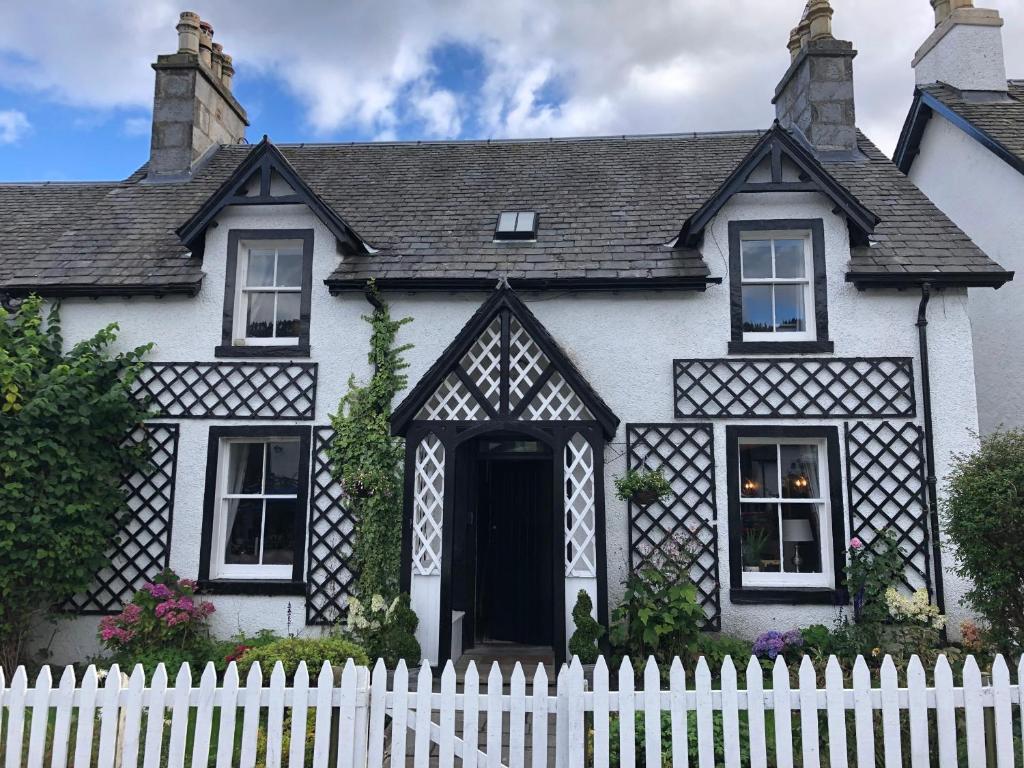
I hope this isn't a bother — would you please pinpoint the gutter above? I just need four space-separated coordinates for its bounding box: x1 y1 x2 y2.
0 281 203 299
326 276 721 295
846 271 1014 290
916 283 946 615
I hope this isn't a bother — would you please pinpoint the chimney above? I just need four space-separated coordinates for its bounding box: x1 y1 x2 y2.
773 0 859 155
147 11 248 181
913 1 1007 92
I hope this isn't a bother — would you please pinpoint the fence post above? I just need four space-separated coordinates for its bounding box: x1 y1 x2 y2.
981 671 996 768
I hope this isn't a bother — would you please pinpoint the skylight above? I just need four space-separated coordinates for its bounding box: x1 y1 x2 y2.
494 211 538 241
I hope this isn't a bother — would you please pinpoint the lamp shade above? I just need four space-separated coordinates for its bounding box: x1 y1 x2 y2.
782 518 814 543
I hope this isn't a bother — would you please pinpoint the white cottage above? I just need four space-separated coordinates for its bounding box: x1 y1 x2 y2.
2 3 1011 666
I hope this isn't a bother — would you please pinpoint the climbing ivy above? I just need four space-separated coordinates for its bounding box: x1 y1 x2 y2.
328 282 412 601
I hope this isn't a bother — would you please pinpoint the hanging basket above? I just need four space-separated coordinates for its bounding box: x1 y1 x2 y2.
630 489 662 507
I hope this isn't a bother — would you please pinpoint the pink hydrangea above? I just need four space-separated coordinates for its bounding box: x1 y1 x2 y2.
850 537 864 551
121 604 143 624
178 579 197 591
143 582 174 600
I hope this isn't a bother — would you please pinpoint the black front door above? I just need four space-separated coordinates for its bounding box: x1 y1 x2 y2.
475 440 554 646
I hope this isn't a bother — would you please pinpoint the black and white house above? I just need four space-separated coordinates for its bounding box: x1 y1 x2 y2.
1 3 1012 665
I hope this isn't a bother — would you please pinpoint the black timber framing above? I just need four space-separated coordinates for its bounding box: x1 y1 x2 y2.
326 276 720 294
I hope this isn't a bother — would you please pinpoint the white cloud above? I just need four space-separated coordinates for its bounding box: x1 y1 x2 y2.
1 0 1023 155
0 110 30 144
122 116 151 137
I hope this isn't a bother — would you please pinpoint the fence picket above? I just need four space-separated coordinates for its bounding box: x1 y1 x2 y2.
556 665 568 768
991 655 1014 768
695 657 714 768
1018 657 1024 768
745 657 766 768
26 666 52 768
338 659 359 768
593 657 610 768
290 662 311 768
567 658 585 768
388 661 409 768
366 660 386 768
97 664 124 767
934 655 958 768
643 657 661 768
509 663 526 768
465 662 481 768
191 663 217 768
0 669 5 761
239 662 263 768
772 657 794 768
963 655 985 768
907 655 929 768
354 665 370 768
799 656 821 768
618 657 636 768
530 664 547 768
414 662 434 768
311 662 333 768
485 663 503 768
852 657 875 768
266 662 287 768
880 656 902 767
720 657 740 768
166 662 191 768
141 663 166 768
440 661 457 768
216 663 240 768
4 667 27 768
824 656 848 768
50 665 77 768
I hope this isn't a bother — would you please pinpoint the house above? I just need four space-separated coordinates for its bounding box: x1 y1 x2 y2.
895 0 1024 435
2 3 1009 667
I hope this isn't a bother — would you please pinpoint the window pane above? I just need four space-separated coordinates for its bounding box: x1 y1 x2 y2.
781 506 823 573
774 239 806 278
742 285 773 333
275 251 303 287
497 212 517 232
781 443 821 498
515 212 536 233
275 293 301 338
262 500 297 565
226 442 264 494
740 504 781 572
774 284 806 332
224 498 262 564
266 441 300 494
246 292 275 337
246 249 275 287
741 240 772 278
739 443 779 498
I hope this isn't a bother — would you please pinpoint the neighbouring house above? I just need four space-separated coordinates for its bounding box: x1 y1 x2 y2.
895 0 1024 436
2 3 1010 666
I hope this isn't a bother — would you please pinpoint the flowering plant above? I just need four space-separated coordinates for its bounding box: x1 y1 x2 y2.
845 531 903 625
885 588 946 629
345 592 420 667
98 570 214 655
752 629 804 661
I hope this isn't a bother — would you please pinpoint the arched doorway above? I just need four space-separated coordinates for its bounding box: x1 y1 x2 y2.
392 288 619 665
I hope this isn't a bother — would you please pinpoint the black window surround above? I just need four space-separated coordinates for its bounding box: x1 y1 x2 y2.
216 229 314 359
725 425 846 605
199 425 312 595
727 220 833 355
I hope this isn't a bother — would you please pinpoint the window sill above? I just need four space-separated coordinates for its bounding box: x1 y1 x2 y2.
728 340 834 355
215 344 310 359
198 579 306 596
730 587 844 605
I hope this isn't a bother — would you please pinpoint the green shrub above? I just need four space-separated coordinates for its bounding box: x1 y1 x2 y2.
568 590 604 664
846 530 903 625
695 633 752 668
237 636 369 678
613 469 672 502
798 624 833 658
347 593 421 667
944 429 1024 652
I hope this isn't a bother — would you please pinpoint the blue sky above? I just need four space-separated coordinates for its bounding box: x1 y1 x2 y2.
1 0 1022 182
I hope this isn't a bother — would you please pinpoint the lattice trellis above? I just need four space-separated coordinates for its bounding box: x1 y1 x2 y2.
564 433 597 577
305 427 359 625
627 424 720 629
412 434 445 576
417 372 483 421
462 317 502 410
133 361 317 419
65 424 179 614
674 358 915 419
845 421 931 594
509 317 549 409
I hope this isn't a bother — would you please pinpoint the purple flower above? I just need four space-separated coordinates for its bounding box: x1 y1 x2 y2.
753 631 787 660
144 583 173 600
782 629 804 649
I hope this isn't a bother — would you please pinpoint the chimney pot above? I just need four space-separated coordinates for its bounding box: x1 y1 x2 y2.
915 1 1005 91
176 11 200 54
931 0 951 25
221 53 235 91
788 26 803 61
198 19 214 68
797 6 813 48
807 0 834 41
211 42 224 80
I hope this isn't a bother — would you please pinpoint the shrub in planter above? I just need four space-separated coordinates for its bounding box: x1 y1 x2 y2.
237 636 369 678
568 590 604 664
613 469 672 507
346 593 421 667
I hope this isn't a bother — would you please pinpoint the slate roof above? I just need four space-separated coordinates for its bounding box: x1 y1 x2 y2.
919 81 1024 166
0 127 1010 296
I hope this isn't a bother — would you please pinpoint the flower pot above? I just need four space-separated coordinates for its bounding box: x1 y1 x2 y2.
630 489 661 507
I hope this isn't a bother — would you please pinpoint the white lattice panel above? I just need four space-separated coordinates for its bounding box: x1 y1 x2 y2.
412 434 445 576
460 317 502 410
526 371 593 421
417 372 484 421
509 317 549 408
564 433 597 577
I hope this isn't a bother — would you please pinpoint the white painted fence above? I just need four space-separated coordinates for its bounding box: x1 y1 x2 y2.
0 653 1020 767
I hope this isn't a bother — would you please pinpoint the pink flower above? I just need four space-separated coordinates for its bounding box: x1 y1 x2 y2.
155 602 171 618
850 537 864 551
144 583 173 600
179 579 197 591
121 604 143 624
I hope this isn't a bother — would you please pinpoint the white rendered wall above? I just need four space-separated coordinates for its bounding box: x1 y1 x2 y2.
37 190 981 663
909 111 1024 436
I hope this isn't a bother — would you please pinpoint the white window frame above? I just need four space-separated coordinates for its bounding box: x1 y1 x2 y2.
739 230 815 342
232 239 305 347
736 436 834 589
210 437 301 580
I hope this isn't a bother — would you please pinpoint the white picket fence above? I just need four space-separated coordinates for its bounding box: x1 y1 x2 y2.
0 653 1021 767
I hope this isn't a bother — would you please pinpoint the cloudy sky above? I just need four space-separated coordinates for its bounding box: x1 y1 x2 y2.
1 0 1022 181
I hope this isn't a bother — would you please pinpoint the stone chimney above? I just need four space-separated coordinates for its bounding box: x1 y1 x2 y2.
913 0 1007 92
772 0 858 155
147 11 248 181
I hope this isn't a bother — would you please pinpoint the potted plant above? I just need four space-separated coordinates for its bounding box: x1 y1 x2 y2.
614 469 672 507
742 529 770 572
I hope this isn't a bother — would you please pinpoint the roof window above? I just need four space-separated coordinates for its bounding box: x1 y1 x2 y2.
494 211 538 241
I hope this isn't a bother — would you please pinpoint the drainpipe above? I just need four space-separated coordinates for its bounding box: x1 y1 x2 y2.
917 282 946 614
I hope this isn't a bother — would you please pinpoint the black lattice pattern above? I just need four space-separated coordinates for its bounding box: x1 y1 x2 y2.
65 424 179 614
306 427 359 625
627 424 720 629
674 358 915 419
133 362 317 419
845 421 931 594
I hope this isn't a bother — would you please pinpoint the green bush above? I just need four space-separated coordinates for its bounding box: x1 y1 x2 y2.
695 633 752 668
613 469 672 502
347 592 421 667
568 590 604 664
944 429 1024 651
237 636 369 678
846 530 903 625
